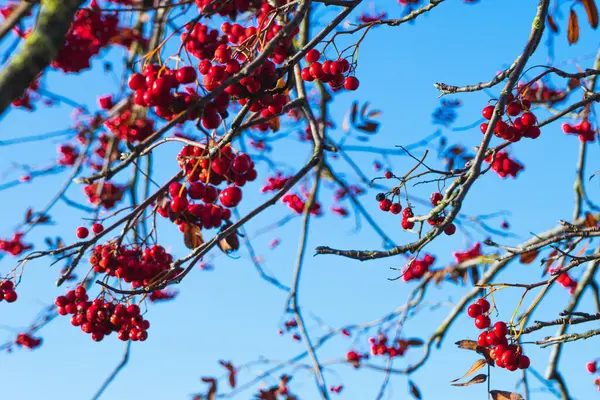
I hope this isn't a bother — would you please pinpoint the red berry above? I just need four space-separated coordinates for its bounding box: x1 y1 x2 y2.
430 192 443 206
170 196 188 213
175 66 197 84
444 223 456 236
474 315 491 329
493 321 508 338
518 355 530 369
91 223 104 234
390 203 402 214
128 73 146 90
467 304 482 318
482 105 494 120
501 350 517 367
219 186 243 208
477 298 490 313
506 102 521 116
309 62 324 79
305 49 320 63
480 123 489 134
587 361 597 373
188 182 206 199
379 199 392 211
384 171 393 179
477 332 488 347
521 112 536 127
344 76 359 91
301 67 314 82
401 219 415 229
3 289 17 303
76 227 89 239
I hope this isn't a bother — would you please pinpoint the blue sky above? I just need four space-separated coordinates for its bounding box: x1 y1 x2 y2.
1 0 600 399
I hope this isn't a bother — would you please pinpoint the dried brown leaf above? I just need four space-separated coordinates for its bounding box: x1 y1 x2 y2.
219 361 236 388
520 250 539 264
183 223 204 249
455 340 478 351
547 14 559 33
568 9 580 45
490 390 524 400
451 359 487 382
350 101 358 125
406 338 424 347
544 248 559 275
450 373 487 387
356 121 379 133
360 102 370 118
367 110 382 118
408 380 422 399
584 212 597 227
217 228 240 254
583 0 599 29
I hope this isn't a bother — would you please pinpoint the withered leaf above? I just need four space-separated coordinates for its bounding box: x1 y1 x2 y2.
547 14 559 33
584 212 597 227
218 225 240 254
360 102 370 118
520 250 539 264
201 377 217 400
455 340 478 351
183 223 204 249
406 338 424 347
451 359 487 382
582 0 599 29
568 9 580 45
219 360 237 388
544 248 559 276
490 390 524 400
350 101 358 125
408 380 422 399
367 110 382 118
356 121 379 133
269 116 280 132
450 373 487 387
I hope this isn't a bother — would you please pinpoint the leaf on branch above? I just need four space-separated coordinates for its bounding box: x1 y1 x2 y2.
547 14 559 33
201 377 217 400
406 338 424 347
360 102 370 119
356 121 380 134
568 9 580 45
269 116 280 132
219 360 237 388
450 373 487 387
490 390 524 400
582 0 599 29
218 224 240 254
350 101 358 125
584 212 597 227
451 359 487 382
183 223 204 249
408 380 422 399
455 340 478 351
520 250 539 264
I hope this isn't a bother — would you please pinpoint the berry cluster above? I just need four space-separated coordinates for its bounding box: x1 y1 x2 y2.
562 120 596 142
334 185 364 201
521 83 565 104
57 144 79 166
402 254 435 282
90 244 177 289
301 50 359 92
468 299 531 371
551 268 578 294
105 105 155 143
195 0 257 18
278 318 299 336
369 335 410 358
330 385 344 394
453 242 481 263
485 151 523 179
282 193 322 215
55 287 150 342
148 289 179 302
0 280 17 303
480 95 541 142
261 173 291 193
0 233 33 256
402 207 415 230
15 333 42 350
427 192 456 235
84 182 125 209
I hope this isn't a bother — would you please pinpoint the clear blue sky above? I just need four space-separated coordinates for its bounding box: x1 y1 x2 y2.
1 1 599 399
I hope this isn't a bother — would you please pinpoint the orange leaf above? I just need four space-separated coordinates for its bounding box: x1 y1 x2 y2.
520 250 539 264
584 212 597 227
451 373 487 387
490 390 524 400
582 0 599 29
183 223 204 249
451 359 487 382
269 116 280 132
455 340 478 351
406 338 424 347
547 14 559 33
568 9 580 45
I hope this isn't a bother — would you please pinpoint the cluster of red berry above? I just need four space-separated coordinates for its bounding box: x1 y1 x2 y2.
148 289 179 303
83 182 125 209
551 268 578 294
301 50 359 92
485 151 523 178
277 318 298 336
55 287 150 342
0 280 17 303
261 173 291 193
334 185 364 201
369 335 410 358
402 254 435 282
402 207 415 230
480 95 541 142
427 192 457 235
15 333 42 350
562 120 596 142
90 243 178 289
105 105 155 143
521 83 565 104
329 385 344 394
468 299 531 371
346 350 369 367
453 242 481 263
0 233 32 256
75 223 103 239
195 0 257 17
282 193 322 215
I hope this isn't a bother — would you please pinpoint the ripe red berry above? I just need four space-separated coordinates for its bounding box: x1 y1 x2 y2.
76 227 89 239
301 67 314 82
587 361 597 373
430 192 443 206
379 199 392 211
219 186 243 208
401 219 415 229
493 321 508 337
385 170 393 179
501 350 517 367
3 289 17 303
305 49 321 63
477 298 490 313
390 203 402 214
521 112 536 127
482 105 494 120
506 102 521 116
170 196 189 213
474 315 491 329
480 123 489 134
309 62 324 79
175 66 197 84
518 355 530 369
91 223 104 234
344 76 360 91
477 332 488 347
467 304 482 318
444 223 456 236
128 73 146 91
